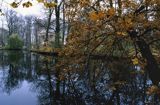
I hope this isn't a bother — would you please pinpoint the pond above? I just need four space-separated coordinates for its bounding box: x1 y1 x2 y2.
0 51 160 105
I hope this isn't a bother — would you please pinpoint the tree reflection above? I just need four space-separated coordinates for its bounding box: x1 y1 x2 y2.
0 51 160 105
3 51 23 94
31 57 55 105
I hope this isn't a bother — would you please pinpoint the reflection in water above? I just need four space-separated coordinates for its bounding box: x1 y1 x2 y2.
0 51 160 105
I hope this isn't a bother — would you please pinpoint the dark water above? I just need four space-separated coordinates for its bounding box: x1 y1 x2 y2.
0 51 56 105
0 51 160 105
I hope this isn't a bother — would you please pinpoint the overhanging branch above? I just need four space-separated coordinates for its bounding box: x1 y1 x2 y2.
148 39 160 45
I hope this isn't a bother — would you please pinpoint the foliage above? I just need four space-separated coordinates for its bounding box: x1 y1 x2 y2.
55 0 160 80
39 46 53 53
146 85 159 95
7 34 23 49
31 41 56 53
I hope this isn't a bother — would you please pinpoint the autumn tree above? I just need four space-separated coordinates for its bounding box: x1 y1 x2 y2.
57 0 160 85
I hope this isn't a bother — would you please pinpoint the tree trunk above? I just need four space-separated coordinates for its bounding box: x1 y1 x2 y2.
45 9 53 42
129 30 160 85
62 2 65 45
136 38 160 85
55 0 61 48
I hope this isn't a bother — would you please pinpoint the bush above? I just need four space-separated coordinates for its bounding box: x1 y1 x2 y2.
7 34 23 49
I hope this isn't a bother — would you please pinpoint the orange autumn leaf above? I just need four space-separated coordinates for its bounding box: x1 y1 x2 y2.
107 7 115 17
89 11 99 21
89 11 105 21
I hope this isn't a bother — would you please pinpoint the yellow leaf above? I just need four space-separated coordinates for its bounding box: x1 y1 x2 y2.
10 2 19 8
125 18 132 24
116 32 127 36
146 85 159 95
124 17 133 29
22 1 33 8
132 57 139 65
44 2 57 8
37 0 44 3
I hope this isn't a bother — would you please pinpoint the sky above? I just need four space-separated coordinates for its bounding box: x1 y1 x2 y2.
1 0 43 16
0 0 43 29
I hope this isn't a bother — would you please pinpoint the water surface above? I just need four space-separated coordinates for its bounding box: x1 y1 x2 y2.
0 51 160 105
